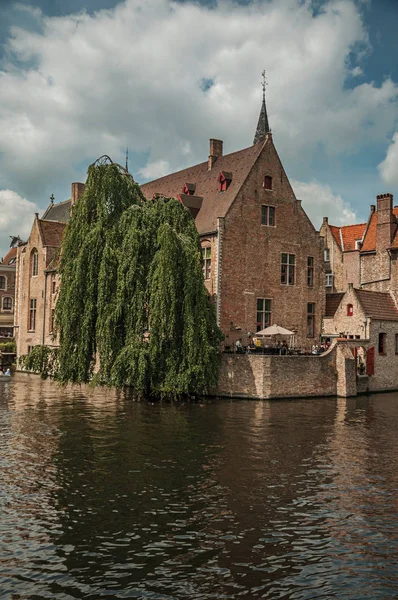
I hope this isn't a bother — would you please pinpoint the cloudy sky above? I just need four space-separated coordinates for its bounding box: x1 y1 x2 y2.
0 0 397 256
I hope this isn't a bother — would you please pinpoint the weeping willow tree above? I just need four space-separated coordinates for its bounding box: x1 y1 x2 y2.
41 161 221 396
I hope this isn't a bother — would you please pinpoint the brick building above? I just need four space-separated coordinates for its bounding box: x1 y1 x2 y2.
0 247 17 337
14 184 85 358
142 96 325 348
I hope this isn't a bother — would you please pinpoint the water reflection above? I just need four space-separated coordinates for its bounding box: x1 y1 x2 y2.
1 375 398 598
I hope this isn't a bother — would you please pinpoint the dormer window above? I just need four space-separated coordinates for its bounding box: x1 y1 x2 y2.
182 183 196 196
218 171 232 192
263 175 272 190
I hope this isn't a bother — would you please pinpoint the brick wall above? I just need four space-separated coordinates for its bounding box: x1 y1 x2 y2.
219 136 325 349
0 264 16 334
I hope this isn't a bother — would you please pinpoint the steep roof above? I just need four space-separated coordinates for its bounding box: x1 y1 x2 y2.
361 208 398 252
38 220 66 247
42 199 72 223
328 223 366 251
140 141 265 234
1 247 17 265
329 225 342 249
325 293 344 317
355 289 398 321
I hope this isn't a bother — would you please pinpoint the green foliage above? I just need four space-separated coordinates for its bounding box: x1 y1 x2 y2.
19 345 59 379
51 162 221 396
0 341 16 353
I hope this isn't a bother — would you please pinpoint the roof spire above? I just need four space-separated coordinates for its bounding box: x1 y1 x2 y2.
253 70 271 145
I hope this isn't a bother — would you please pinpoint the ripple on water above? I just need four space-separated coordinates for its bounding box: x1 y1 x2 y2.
1 377 398 598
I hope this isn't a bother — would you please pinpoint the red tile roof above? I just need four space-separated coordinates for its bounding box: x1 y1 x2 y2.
1 247 17 265
361 208 398 252
355 289 398 321
340 223 366 251
325 293 344 317
38 220 66 247
329 225 342 249
140 142 265 234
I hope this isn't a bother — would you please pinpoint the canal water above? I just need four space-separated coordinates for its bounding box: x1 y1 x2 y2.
1 376 398 599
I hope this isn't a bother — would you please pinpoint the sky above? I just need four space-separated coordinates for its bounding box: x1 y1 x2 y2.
0 0 398 257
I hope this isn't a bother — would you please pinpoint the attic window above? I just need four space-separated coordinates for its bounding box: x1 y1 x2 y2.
347 304 354 317
263 175 272 190
218 171 232 192
182 183 196 196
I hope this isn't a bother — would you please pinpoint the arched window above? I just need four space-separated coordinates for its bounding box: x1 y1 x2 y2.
31 249 38 277
264 175 272 190
347 304 354 316
0 276 6 290
2 297 12 311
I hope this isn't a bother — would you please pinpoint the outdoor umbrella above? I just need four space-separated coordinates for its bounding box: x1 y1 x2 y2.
256 324 294 336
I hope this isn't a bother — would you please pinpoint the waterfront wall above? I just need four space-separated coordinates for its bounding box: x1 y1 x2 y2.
216 341 362 400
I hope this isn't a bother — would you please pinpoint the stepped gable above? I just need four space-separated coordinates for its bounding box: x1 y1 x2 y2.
38 220 66 247
325 293 344 317
1 247 17 265
355 289 398 321
42 199 72 223
361 207 398 252
140 142 264 234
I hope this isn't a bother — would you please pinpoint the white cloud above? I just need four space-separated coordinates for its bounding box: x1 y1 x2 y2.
138 159 170 180
0 0 397 206
351 65 363 77
292 179 357 229
0 190 40 255
378 132 398 187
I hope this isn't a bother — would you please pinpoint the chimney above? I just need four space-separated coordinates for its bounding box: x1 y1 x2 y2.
370 204 375 213
323 216 328 224
208 139 223 170
376 193 394 252
71 182 86 206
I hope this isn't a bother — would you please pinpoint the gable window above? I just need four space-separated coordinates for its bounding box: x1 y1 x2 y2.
326 273 333 287
0 276 6 290
256 298 272 331
307 257 314 287
263 175 272 190
31 249 38 277
218 171 232 192
281 253 295 285
29 298 37 331
324 248 330 262
261 205 275 226
2 297 12 311
307 303 315 338
202 246 211 280
378 332 386 355
347 304 354 316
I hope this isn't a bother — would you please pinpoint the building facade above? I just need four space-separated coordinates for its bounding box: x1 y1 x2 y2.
0 247 17 337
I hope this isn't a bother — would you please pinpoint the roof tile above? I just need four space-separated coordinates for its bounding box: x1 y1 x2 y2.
355 289 398 321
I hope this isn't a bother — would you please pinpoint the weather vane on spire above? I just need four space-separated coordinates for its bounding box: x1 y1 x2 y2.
253 70 271 145
261 70 267 100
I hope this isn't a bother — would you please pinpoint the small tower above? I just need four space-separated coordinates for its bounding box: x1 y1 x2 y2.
253 70 271 145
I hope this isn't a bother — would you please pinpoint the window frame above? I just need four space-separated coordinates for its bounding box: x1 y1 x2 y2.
2 297 12 311
307 303 315 338
31 249 38 277
281 253 295 286
0 276 7 290
378 332 386 355
324 248 330 262
29 298 37 332
325 273 333 287
201 246 212 280
263 175 273 191
347 304 354 317
256 298 272 332
307 256 314 287
261 205 275 227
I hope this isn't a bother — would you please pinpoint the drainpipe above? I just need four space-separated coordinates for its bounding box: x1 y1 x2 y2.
215 217 225 327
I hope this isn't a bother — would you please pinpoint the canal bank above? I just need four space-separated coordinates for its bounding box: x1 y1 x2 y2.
215 338 394 400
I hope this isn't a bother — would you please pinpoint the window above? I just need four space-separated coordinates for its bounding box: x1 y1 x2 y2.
347 304 354 316
378 332 386 355
2 297 12 311
52 279 56 294
395 334 398 354
50 309 55 333
0 276 5 290
261 205 275 226
307 257 314 287
263 175 272 190
307 303 315 338
218 171 232 192
326 273 333 287
281 253 295 285
256 298 272 331
324 248 330 262
202 247 211 280
355 240 362 250
31 250 38 277
29 298 37 331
